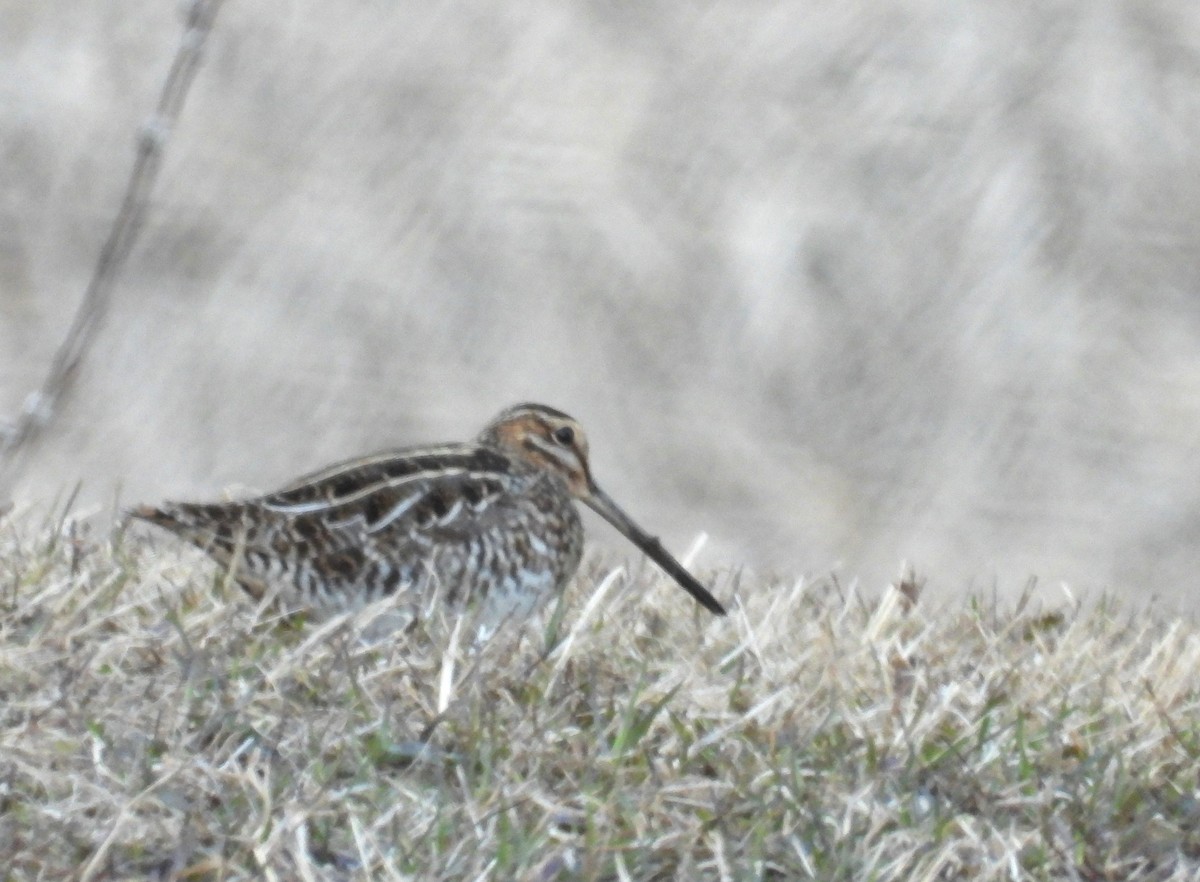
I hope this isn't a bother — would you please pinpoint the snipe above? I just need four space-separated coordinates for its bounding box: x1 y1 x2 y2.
132 403 726 622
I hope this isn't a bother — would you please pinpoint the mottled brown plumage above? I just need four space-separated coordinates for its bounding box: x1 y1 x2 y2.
132 403 726 621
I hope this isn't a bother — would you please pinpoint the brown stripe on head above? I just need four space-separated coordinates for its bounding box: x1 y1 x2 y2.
478 403 591 496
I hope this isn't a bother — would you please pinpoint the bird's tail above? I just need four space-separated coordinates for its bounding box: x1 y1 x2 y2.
129 501 271 600
128 502 241 547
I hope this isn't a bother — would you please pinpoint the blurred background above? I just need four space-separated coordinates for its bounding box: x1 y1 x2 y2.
3 1 1200 608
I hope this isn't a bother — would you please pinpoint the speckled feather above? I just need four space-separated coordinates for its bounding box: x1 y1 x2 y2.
133 403 725 621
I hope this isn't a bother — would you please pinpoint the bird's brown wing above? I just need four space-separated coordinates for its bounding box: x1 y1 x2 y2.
131 444 535 598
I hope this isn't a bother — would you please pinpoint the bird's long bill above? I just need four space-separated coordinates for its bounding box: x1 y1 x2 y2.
584 483 726 616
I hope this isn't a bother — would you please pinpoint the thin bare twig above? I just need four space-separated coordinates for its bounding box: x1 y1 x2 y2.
0 0 226 496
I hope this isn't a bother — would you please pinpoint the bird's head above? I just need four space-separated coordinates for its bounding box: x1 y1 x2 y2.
479 402 726 616
479 402 592 498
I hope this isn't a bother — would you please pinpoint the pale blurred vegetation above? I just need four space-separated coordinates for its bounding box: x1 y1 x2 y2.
2 2 1200 605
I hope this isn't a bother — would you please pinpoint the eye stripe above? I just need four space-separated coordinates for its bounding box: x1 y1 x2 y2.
525 435 579 471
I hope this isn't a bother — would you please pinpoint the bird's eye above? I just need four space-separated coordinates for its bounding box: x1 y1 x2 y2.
553 426 575 445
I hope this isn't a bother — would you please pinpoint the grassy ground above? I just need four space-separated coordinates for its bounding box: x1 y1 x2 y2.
3 503 1200 881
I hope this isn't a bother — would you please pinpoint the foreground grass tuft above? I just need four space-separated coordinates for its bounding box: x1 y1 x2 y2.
2 506 1200 880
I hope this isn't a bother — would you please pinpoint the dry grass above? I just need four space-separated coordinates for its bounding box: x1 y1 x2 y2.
3 503 1200 881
